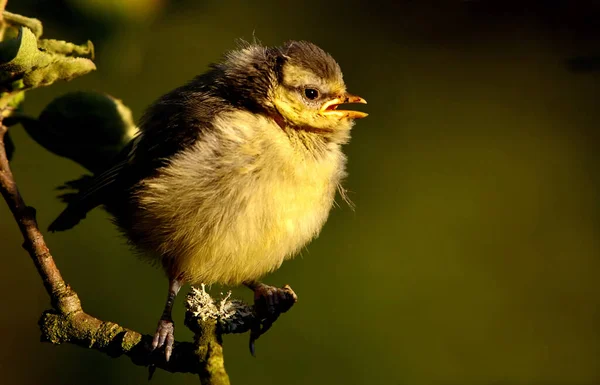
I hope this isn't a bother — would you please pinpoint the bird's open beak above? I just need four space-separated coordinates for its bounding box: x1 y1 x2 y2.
320 93 368 119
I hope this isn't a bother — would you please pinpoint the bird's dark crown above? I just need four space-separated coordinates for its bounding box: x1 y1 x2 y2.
280 41 342 83
205 40 344 113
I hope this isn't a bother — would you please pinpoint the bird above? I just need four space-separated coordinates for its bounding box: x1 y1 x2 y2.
48 40 368 361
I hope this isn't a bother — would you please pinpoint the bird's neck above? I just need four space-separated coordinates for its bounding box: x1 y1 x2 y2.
267 109 351 154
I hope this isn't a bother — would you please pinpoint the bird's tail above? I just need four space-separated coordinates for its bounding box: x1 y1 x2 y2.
55 175 95 204
48 175 95 231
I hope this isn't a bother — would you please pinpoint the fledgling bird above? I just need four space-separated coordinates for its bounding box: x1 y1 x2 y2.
49 40 367 361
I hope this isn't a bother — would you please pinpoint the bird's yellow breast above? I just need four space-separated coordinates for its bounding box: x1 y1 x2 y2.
132 110 349 285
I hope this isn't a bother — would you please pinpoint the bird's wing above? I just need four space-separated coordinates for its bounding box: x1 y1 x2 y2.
48 137 139 232
49 80 230 233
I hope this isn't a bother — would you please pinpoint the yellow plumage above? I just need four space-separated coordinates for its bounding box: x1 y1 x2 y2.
133 109 353 285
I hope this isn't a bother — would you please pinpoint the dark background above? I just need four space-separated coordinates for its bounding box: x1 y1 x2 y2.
2 1 600 384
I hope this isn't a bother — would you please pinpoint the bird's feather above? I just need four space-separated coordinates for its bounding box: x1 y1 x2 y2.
48 140 137 232
49 78 230 232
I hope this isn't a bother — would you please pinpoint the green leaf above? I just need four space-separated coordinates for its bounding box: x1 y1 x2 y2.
38 39 94 59
0 26 38 73
23 56 96 88
2 11 43 38
0 26 96 90
20 91 137 173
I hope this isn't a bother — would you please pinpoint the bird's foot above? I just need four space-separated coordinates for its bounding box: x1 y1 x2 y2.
249 283 297 355
151 318 175 361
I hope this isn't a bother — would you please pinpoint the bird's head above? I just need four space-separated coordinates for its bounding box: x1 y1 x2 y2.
215 40 367 135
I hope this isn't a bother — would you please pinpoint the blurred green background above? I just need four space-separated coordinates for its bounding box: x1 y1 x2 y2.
2 1 600 384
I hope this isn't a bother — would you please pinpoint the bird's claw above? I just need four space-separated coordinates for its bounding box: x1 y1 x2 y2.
249 284 297 355
151 319 175 362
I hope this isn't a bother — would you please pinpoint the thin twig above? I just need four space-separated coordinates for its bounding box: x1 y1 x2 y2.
0 123 67 300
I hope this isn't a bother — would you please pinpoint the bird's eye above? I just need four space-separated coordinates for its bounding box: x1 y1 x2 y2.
304 88 320 100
